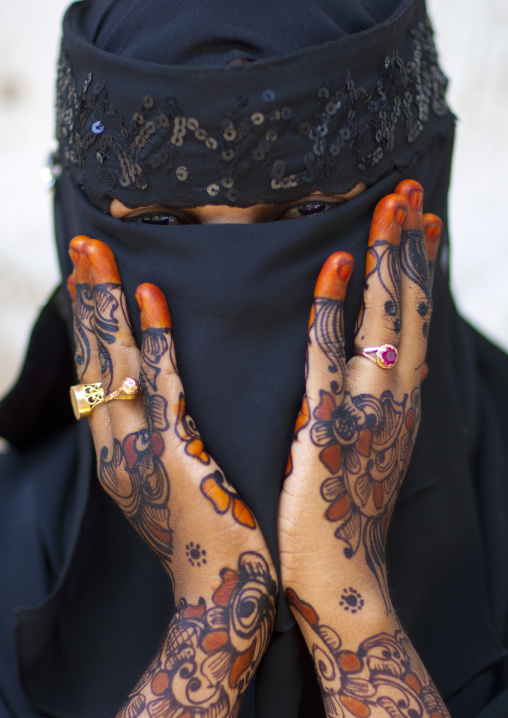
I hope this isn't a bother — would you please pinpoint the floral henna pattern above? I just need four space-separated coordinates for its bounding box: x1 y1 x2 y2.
119 553 276 718
201 470 256 530
286 588 448 718
309 293 422 607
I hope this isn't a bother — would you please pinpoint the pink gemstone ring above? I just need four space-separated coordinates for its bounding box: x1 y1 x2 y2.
354 344 398 369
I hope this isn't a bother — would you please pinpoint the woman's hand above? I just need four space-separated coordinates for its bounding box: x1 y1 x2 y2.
278 180 450 718
68 238 277 718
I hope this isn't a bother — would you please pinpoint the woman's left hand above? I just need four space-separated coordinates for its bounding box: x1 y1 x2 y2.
278 180 449 718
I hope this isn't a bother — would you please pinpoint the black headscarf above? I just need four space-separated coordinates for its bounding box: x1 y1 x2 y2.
3 1 507 717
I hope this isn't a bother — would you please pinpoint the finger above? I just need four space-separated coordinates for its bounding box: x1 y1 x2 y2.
136 284 257 531
79 238 145 437
422 213 442 290
69 237 96 384
352 194 407 381
305 252 354 405
394 180 433 380
289 253 353 478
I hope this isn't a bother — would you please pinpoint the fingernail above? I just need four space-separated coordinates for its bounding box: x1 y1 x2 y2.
135 291 143 311
69 248 80 267
426 223 441 243
338 261 353 281
409 189 423 212
395 205 407 226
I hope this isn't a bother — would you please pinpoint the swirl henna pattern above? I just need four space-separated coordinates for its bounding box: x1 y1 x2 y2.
286 588 448 718
118 553 276 718
73 281 131 392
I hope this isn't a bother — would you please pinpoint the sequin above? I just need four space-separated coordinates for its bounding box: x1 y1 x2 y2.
207 183 220 196
223 127 236 141
56 18 452 205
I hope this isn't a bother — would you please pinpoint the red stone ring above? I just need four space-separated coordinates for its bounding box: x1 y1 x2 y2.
353 344 398 369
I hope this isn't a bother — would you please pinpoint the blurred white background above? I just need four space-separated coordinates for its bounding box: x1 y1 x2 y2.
0 0 507 399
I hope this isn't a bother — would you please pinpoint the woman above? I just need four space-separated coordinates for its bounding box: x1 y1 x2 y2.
0 0 507 716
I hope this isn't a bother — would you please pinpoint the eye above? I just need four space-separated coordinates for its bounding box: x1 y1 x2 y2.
280 198 344 221
122 209 187 225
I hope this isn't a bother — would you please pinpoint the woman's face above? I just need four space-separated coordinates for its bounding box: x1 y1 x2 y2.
109 183 366 225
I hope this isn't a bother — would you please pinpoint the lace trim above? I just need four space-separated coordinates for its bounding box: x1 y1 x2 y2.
56 20 451 207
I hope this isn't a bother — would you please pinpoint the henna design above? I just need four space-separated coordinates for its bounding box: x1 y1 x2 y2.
186 542 207 567
175 393 211 465
91 282 128 392
73 281 128 392
339 588 364 614
355 239 401 338
313 386 413 607
201 470 256 530
140 327 175 392
400 228 432 337
119 553 276 718
73 283 94 380
99 325 175 578
311 298 347 377
286 588 448 718
308 293 422 607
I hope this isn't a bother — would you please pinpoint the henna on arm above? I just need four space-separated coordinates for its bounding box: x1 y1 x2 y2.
285 588 448 718
118 552 276 718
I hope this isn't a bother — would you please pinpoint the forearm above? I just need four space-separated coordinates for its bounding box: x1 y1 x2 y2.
117 551 277 718
285 554 450 718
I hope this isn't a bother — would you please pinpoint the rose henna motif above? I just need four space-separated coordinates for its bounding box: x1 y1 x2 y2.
119 553 276 718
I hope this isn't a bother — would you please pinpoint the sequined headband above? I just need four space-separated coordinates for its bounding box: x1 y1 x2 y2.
56 0 454 209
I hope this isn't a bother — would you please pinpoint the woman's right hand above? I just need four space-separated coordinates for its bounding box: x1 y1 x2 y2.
68 237 277 718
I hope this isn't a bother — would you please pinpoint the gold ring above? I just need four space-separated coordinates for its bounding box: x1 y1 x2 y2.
353 344 398 369
70 377 141 419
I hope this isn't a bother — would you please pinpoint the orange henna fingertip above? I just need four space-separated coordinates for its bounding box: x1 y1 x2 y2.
81 239 122 285
74 250 91 285
314 252 354 301
136 283 172 331
423 213 443 263
66 274 76 301
369 194 408 242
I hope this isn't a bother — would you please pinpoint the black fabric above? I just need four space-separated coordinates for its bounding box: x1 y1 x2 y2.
0 286 75 452
56 0 454 210
0 0 507 716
